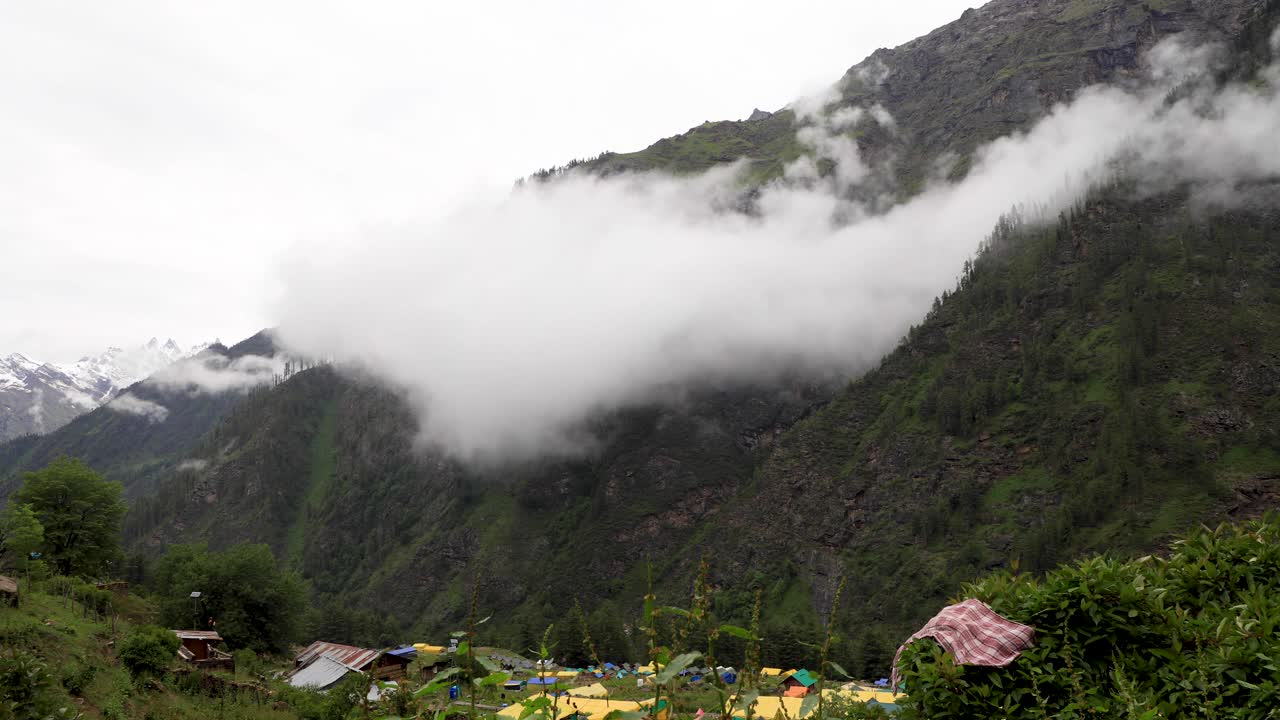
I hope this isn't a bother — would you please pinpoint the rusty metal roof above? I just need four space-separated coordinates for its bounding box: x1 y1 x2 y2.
173 630 223 641
295 641 379 671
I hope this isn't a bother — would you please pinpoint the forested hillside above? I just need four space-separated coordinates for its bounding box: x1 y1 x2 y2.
2 0 1279 683
0 332 278 500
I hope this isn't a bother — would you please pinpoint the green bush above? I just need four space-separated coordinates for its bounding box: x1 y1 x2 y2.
60 661 96 696
118 625 180 678
0 650 59 719
899 515 1280 719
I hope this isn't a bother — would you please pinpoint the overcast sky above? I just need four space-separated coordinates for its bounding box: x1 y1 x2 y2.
1 1 975 362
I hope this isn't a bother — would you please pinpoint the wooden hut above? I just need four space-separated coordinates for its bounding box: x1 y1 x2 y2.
0 576 18 607
173 630 234 672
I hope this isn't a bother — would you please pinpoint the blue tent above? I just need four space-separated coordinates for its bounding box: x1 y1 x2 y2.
527 677 559 686
604 663 618 671
721 672 738 684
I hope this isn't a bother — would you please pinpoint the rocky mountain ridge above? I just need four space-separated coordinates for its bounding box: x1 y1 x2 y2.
0 338 207 442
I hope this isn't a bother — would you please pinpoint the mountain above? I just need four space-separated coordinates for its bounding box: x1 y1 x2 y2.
3 0 1279 676
0 338 207 443
0 332 276 500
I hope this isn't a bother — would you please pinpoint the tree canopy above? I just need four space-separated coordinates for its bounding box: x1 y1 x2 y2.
151 543 307 654
14 458 124 576
0 503 44 571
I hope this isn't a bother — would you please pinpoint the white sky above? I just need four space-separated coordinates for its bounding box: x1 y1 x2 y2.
0 1 974 362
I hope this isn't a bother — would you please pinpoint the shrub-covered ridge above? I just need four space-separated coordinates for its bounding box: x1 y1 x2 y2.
900 515 1280 718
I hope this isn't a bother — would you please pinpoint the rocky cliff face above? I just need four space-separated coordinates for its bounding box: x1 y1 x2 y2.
586 0 1267 187
838 0 1262 187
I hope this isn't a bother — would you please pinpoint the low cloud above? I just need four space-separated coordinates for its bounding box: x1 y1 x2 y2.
850 57 892 89
108 393 170 423
177 459 209 472
276 35 1280 462
26 390 45 433
146 353 283 395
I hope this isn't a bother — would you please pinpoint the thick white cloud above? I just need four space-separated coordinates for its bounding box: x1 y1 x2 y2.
107 393 170 423
0 0 977 362
146 354 283 395
276 37 1280 461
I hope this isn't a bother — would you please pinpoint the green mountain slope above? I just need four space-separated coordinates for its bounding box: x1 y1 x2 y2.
2 0 1279 679
0 331 279 500
705 185 1280 673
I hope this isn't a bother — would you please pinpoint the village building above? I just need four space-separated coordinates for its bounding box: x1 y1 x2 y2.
0 576 18 607
411 642 451 682
288 640 413 690
172 630 234 672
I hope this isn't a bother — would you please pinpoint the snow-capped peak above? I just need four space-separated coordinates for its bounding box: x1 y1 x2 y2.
0 337 211 442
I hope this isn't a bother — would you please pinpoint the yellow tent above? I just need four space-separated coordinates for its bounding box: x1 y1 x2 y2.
555 670 581 679
759 667 786 677
413 643 447 655
496 697 647 720
746 696 810 719
731 689 902 719
636 664 656 675
824 687 902 705
567 683 608 698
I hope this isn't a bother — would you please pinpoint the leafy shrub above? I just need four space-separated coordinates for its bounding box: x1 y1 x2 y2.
0 650 59 719
899 515 1280 719
60 661 96 696
824 695 895 719
232 648 264 679
381 681 416 717
118 625 179 678
277 673 366 720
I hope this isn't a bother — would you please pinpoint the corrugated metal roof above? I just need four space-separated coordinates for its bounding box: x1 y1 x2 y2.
289 656 354 690
295 641 379 671
173 630 223 641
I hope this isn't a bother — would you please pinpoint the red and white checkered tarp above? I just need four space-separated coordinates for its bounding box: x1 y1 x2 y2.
891 598 1035 688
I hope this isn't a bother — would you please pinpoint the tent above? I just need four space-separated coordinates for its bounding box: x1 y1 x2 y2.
781 669 817 696
739 696 809 719
567 683 608 698
528 677 560 687
496 697 649 720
